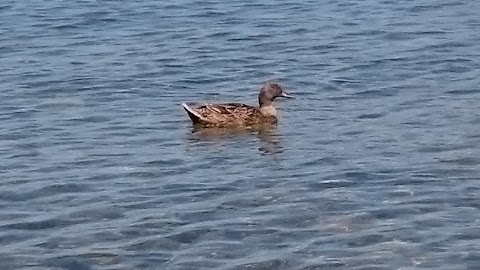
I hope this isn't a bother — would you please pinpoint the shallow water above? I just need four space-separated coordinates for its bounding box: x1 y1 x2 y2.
1 0 480 269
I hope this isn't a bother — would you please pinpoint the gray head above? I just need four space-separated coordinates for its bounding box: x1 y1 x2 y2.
258 83 292 107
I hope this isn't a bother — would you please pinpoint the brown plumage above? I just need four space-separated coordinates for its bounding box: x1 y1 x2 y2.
182 83 292 128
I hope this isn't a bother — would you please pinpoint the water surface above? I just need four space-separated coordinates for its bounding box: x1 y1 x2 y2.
1 0 480 269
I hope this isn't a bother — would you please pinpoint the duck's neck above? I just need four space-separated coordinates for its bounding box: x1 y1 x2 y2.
259 105 277 117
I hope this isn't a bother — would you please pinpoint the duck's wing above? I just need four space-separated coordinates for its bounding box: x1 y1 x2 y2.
206 103 257 114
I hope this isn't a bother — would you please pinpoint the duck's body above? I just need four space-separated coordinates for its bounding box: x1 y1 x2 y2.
182 83 291 128
182 102 277 127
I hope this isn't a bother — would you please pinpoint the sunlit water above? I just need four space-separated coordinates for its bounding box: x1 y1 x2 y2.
1 0 480 269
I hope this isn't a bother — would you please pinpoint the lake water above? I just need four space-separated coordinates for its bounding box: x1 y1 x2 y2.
1 0 480 269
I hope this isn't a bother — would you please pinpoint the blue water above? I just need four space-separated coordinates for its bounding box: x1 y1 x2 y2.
1 0 480 269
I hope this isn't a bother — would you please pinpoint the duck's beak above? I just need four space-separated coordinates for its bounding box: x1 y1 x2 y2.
281 91 294 98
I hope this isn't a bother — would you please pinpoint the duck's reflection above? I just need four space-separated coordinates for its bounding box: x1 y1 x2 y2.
188 124 283 155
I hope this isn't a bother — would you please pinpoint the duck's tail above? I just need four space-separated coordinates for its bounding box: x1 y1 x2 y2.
182 103 203 124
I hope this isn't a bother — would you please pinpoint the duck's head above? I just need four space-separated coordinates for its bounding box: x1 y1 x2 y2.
258 83 293 107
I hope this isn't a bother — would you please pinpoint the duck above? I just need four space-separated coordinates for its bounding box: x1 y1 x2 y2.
182 83 293 128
